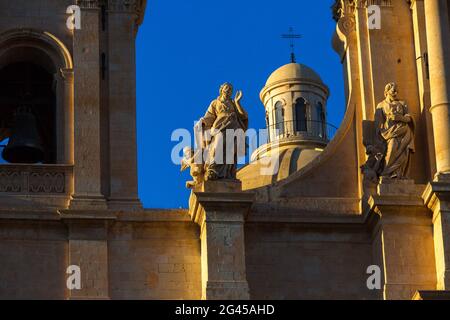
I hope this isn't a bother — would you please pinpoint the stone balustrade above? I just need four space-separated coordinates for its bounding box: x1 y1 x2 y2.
0 164 73 195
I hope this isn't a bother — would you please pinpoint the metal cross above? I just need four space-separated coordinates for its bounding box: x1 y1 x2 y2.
281 27 302 63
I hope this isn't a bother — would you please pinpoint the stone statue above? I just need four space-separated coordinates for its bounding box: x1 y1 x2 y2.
376 83 415 179
200 83 248 181
362 83 415 182
181 147 204 189
361 142 385 184
181 83 248 189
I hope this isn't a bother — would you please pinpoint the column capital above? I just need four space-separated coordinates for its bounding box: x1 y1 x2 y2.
76 0 103 9
188 180 255 230
60 68 74 83
423 176 450 214
108 0 139 12
409 0 424 10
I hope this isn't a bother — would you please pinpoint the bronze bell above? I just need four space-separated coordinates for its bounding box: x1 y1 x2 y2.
2 106 44 164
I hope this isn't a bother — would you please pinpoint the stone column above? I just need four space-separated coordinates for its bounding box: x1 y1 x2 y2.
106 2 141 210
423 181 450 290
423 0 450 295
189 181 254 300
355 4 376 120
410 0 436 178
425 0 450 176
70 2 107 209
368 179 436 299
60 68 74 165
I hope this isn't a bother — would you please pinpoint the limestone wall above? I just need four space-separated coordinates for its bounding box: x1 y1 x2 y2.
108 221 201 299
0 221 67 299
0 211 202 300
0 0 73 50
245 223 377 300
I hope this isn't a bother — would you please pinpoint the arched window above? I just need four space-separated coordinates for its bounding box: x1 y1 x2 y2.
295 98 307 132
273 101 284 137
316 102 326 138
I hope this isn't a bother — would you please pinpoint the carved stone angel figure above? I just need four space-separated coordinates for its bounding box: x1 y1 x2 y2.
375 82 415 179
180 147 204 189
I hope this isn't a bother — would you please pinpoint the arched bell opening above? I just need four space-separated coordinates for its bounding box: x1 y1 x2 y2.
0 29 74 166
0 61 56 164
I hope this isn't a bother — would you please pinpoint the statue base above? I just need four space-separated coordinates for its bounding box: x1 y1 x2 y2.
188 179 254 300
195 179 242 193
377 177 424 196
367 177 434 299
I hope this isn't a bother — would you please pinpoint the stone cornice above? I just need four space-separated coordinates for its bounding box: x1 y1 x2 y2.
332 0 394 22
422 180 450 215
108 0 147 26
76 1 147 27
76 0 104 9
0 208 191 223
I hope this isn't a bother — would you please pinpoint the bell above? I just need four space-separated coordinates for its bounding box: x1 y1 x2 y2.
2 106 44 164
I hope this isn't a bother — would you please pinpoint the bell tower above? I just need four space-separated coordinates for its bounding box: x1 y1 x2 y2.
0 0 147 211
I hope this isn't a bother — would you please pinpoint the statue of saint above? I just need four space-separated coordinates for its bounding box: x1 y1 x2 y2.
181 83 248 188
199 83 248 181
375 82 415 179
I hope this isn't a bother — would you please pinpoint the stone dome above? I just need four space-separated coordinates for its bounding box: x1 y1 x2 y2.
237 145 323 190
265 63 324 87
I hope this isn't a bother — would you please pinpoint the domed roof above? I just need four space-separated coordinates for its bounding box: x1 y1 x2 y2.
265 63 324 87
237 145 323 190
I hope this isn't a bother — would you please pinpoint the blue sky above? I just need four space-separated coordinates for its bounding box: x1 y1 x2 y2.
136 0 345 208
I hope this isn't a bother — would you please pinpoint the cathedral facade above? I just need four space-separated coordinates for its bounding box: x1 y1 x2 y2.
0 0 449 300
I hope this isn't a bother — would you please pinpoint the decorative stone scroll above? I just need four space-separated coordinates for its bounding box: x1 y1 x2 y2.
0 164 72 194
332 0 393 22
332 0 356 22
0 171 21 193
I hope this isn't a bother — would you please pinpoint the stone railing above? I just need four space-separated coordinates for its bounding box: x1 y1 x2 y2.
0 164 73 195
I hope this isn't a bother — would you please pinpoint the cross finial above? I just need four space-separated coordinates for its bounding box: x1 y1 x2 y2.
281 27 302 63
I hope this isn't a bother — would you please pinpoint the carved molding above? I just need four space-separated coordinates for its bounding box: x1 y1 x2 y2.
108 0 139 11
76 0 103 9
363 0 393 7
332 0 393 22
108 0 147 31
60 68 74 83
0 171 21 192
0 165 72 194
332 0 357 22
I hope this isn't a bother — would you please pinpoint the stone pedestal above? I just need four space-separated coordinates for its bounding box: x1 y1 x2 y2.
188 180 255 300
368 179 436 300
423 173 450 290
